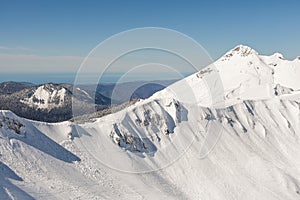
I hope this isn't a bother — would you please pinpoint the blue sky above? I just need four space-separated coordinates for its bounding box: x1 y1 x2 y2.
0 0 299 82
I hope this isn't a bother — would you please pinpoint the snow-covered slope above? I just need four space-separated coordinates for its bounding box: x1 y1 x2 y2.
0 110 183 199
1 45 300 199
214 45 274 102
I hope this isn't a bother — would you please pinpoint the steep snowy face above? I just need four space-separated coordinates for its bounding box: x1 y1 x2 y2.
214 45 275 103
159 98 300 200
109 98 185 153
20 84 67 109
76 94 300 199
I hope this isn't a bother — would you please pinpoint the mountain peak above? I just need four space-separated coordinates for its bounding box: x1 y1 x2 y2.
221 45 258 61
20 84 68 110
231 45 257 55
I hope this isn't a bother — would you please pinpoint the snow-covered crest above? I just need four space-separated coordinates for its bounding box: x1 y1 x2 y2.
221 45 258 60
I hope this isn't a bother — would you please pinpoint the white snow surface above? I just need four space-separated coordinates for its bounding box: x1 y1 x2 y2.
261 52 300 90
1 45 300 199
21 84 67 109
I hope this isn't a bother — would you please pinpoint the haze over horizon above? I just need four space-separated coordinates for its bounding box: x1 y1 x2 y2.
0 0 299 83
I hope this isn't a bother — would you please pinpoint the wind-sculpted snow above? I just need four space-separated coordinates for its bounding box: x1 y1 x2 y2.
2 95 300 199
109 99 186 154
0 111 80 163
141 98 300 199
0 161 34 200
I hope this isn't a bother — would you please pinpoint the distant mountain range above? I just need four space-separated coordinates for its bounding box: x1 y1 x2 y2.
0 80 176 122
0 81 32 95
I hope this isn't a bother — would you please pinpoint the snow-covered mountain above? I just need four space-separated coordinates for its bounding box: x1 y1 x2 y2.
20 84 68 110
1 45 300 199
0 83 111 122
214 45 300 104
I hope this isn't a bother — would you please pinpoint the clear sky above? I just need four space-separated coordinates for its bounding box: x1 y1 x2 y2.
0 0 299 82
